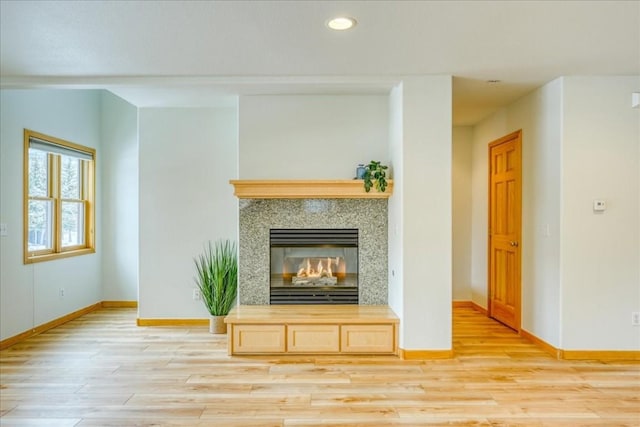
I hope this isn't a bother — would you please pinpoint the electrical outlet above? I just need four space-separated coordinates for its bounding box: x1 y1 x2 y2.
193 288 201 301
59 288 65 297
632 312 640 326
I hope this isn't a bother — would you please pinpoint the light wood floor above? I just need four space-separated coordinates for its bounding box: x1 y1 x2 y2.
1 307 638 426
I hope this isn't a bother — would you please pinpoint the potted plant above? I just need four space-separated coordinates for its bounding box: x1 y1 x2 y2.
194 239 238 334
363 160 389 192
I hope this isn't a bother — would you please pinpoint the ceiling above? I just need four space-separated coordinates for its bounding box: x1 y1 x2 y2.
1 0 639 125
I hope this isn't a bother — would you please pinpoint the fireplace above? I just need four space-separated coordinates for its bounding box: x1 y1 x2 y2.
270 229 358 304
238 198 387 305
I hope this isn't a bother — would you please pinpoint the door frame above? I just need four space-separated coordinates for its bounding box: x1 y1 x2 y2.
487 130 522 332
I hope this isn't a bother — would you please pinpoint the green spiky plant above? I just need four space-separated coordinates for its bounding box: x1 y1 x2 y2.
194 240 238 316
363 160 389 193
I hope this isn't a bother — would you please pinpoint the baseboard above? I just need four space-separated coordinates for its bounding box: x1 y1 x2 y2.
452 300 488 315
136 318 209 327
470 301 488 315
452 300 473 308
520 329 639 361
560 350 640 361
399 348 453 360
520 329 562 359
102 300 138 308
5 302 636 361
455 302 638 361
0 302 102 350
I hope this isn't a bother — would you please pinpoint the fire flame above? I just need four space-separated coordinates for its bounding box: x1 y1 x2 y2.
296 257 334 278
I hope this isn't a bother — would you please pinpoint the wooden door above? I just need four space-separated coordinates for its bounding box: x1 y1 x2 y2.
488 130 522 331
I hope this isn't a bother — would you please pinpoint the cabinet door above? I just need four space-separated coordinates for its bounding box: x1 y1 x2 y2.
287 325 339 353
341 324 395 353
232 324 285 353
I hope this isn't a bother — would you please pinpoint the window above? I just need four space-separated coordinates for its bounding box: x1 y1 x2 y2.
24 129 95 263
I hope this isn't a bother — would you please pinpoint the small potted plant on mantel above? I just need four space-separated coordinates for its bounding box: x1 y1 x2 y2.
193 239 238 334
363 160 389 193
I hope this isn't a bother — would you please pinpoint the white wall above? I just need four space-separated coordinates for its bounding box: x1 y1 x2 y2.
387 84 404 344
138 107 238 319
469 113 497 308
240 86 452 351
470 76 640 351
561 76 640 350
0 89 102 340
471 79 563 346
239 95 389 179
397 76 453 350
519 81 563 346
100 92 139 302
452 126 472 301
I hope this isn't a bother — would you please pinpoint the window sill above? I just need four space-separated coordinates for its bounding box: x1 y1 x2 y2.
24 248 95 264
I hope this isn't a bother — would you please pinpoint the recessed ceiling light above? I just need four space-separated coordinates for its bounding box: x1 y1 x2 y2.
327 17 357 31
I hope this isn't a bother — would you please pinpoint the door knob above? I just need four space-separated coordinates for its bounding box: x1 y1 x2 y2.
510 241 519 247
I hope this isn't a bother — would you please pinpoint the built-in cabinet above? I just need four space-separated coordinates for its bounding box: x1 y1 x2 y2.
340 324 395 353
226 305 398 356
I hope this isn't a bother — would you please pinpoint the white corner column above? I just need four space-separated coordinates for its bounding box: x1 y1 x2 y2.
388 76 453 354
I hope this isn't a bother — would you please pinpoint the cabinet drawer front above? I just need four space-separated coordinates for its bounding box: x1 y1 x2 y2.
341 324 395 353
287 325 340 353
232 324 285 353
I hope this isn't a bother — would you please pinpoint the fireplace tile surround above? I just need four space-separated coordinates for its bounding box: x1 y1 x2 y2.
238 198 388 305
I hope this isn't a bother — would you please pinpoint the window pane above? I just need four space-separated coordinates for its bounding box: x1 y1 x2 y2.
61 201 84 247
61 155 81 199
28 199 53 251
28 149 48 197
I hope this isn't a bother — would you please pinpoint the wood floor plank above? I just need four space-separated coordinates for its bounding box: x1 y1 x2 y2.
0 418 81 426
284 421 492 427
76 419 283 427
1 307 638 426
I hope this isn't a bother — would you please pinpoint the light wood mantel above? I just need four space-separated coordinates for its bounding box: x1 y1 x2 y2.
229 179 394 199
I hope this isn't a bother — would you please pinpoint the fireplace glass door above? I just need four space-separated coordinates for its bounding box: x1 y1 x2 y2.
270 229 358 304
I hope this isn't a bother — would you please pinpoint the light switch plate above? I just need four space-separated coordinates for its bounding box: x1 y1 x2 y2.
593 200 606 212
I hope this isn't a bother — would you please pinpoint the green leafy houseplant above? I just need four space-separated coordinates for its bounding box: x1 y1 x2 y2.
194 240 238 333
363 160 389 193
